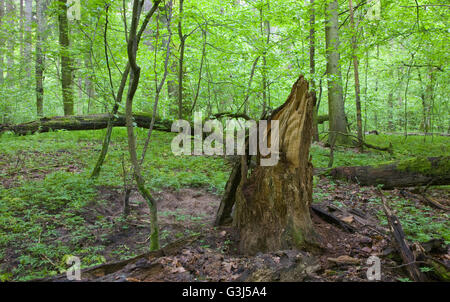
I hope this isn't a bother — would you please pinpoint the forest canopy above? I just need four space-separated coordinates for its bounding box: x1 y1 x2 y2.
0 0 447 134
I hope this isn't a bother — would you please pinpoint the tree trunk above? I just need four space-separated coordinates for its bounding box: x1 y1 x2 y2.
348 0 363 150
325 0 350 145
35 0 47 117
58 0 74 116
0 0 4 83
24 0 32 77
259 6 270 114
177 0 185 119
126 0 160 251
324 156 450 189
217 75 319 255
6 1 15 81
309 0 319 142
20 0 24 65
387 91 394 130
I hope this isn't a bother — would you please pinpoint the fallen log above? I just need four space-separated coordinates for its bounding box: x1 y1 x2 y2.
310 205 356 233
400 189 450 211
386 132 450 137
0 113 174 136
323 156 450 189
1 113 330 138
378 189 425 282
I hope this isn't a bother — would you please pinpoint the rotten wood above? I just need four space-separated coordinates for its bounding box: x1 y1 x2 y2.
378 189 425 282
0 113 174 136
33 235 199 282
311 205 356 233
324 156 450 189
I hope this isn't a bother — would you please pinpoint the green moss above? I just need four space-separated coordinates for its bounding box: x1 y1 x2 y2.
430 260 450 281
396 156 449 176
291 228 305 248
133 112 153 119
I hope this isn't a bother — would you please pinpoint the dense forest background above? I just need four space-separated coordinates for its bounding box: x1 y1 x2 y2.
0 0 448 134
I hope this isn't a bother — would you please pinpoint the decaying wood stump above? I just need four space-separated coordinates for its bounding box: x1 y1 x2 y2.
217 75 319 255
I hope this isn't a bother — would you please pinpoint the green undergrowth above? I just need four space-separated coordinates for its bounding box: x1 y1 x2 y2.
0 129 448 280
311 134 449 168
371 194 450 245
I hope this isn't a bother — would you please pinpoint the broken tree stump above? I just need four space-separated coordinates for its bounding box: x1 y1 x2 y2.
217 75 319 255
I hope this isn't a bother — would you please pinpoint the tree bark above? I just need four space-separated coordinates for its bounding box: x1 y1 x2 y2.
177 0 185 119
324 156 450 189
309 0 319 142
6 0 15 81
218 75 319 255
1 112 327 138
90 2 161 179
348 0 363 150
325 0 350 145
58 0 74 116
126 0 160 251
35 0 47 117
24 0 32 77
0 113 174 136
0 0 4 83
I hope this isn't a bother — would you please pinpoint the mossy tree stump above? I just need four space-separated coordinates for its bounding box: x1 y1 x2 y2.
226 75 319 255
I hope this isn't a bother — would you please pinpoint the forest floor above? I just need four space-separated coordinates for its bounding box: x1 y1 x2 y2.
0 129 448 281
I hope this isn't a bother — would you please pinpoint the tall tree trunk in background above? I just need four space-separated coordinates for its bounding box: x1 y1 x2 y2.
190 25 207 113
6 1 15 81
423 67 435 135
387 91 394 130
309 0 319 142
35 0 47 117
20 0 24 64
325 0 350 145
24 0 32 77
0 0 4 83
177 0 185 119
348 0 363 150
374 45 379 129
259 6 270 114
90 1 160 179
58 0 74 116
84 53 95 114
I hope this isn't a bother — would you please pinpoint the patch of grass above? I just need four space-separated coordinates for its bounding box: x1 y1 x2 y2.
0 129 448 281
0 171 107 280
373 195 449 244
